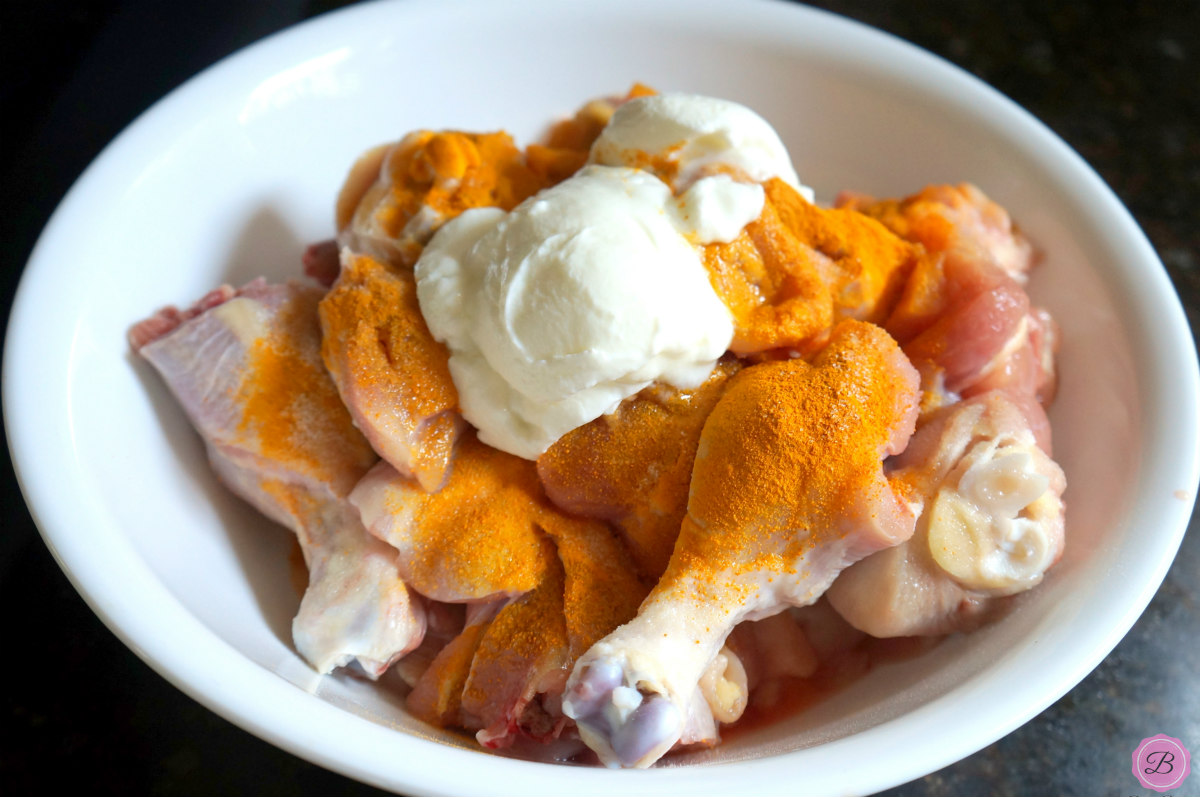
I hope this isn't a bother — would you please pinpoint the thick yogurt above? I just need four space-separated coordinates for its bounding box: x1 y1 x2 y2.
589 92 812 200
415 165 751 459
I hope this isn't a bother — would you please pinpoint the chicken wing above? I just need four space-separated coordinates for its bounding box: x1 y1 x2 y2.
132 279 425 676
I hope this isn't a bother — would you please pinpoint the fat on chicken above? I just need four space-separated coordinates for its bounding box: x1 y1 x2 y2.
131 279 426 677
561 320 920 768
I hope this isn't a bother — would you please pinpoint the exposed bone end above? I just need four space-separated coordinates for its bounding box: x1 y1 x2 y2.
927 445 1064 594
562 652 684 768
698 646 749 724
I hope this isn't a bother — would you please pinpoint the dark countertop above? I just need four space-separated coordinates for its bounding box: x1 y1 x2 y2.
2 2 1197 795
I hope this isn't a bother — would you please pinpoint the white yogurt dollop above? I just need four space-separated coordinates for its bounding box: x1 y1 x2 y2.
589 92 813 200
415 165 747 459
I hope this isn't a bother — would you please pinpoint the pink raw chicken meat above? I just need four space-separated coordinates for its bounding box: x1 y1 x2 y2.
131 278 426 676
562 320 920 768
839 183 1058 409
827 390 1066 637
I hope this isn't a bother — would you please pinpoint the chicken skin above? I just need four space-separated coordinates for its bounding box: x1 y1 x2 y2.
537 359 741 581
319 250 466 493
562 319 920 768
350 431 647 748
131 279 425 676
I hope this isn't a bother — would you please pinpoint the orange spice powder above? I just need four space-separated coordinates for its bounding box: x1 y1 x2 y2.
236 286 377 497
379 130 544 239
659 320 917 592
537 358 741 581
393 434 551 602
318 250 461 490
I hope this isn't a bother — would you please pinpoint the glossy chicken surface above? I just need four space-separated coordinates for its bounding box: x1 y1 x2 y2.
562 320 920 767
132 280 425 676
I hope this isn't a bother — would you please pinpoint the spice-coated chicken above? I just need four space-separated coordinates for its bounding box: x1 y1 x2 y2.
839 183 1058 412
562 319 920 768
131 279 426 676
318 250 467 493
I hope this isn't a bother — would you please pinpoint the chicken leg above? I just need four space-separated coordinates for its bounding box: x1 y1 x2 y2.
562 319 919 767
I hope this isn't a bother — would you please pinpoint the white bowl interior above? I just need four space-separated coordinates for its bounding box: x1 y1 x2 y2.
6 1 1197 795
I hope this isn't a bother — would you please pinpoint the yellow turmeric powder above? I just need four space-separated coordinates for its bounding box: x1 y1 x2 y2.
388 433 551 602
526 83 657 187
345 130 545 268
318 250 462 492
537 358 741 580
701 179 924 356
236 286 377 497
660 320 918 591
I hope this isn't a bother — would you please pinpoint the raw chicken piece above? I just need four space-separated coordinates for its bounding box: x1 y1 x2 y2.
390 600 467 689
827 391 1066 637
407 601 503 728
839 183 1057 410
459 542 572 746
301 239 340 287
838 182 1035 284
350 427 649 746
701 180 924 356
537 359 741 580
726 612 819 695
525 83 657 187
132 279 425 676
895 264 1057 409
462 515 647 749
713 612 820 725
337 130 544 268
562 320 920 768
319 249 466 492
349 433 551 604
361 438 648 747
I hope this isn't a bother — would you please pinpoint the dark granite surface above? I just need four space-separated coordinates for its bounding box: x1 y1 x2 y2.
2 1 1197 795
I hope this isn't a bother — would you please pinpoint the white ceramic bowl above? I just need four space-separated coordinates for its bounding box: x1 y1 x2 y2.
6 1 1198 795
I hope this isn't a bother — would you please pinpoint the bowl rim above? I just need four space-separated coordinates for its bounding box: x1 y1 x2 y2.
5 0 1198 794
